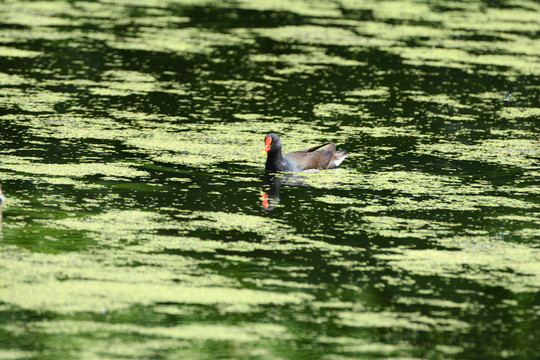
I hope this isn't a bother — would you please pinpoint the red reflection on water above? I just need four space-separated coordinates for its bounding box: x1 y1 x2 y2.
260 190 269 209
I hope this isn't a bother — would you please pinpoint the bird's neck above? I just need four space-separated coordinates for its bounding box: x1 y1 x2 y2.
265 149 284 172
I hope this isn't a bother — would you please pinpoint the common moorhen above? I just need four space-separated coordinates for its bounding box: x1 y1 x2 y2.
263 133 349 172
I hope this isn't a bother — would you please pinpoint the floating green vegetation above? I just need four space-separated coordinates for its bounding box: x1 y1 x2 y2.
377 236 540 293
344 87 390 102
21 114 136 142
251 25 363 46
2 279 308 313
107 27 253 55
90 70 159 96
36 320 290 342
371 171 485 195
247 277 320 290
365 171 462 195
319 338 416 357
424 112 477 123
338 310 469 332
127 129 262 169
0 27 95 43
88 70 190 97
0 349 37 360
275 63 327 75
313 195 358 205
52 208 360 256
289 168 363 190
185 210 355 252
326 169 538 215
2 159 149 179
109 110 188 126
4 14 71 28
210 79 271 101
233 113 265 121
356 21 459 41
396 297 470 310
487 214 540 224
0 89 71 113
154 153 221 168
234 0 341 17
189 211 289 238
244 1 532 74
1 1 76 26
471 92 511 101
441 7 540 33
0 72 30 85
368 0 433 22
423 36 540 58
417 139 539 170
386 45 538 75
341 204 387 214
499 107 540 120
56 210 168 235
412 94 467 108
0 243 312 314
339 124 425 139
0 0 189 29
392 194 535 212
250 47 365 67
360 216 453 240
313 103 364 118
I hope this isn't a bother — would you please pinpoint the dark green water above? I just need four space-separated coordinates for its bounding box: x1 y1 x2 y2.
0 0 539 359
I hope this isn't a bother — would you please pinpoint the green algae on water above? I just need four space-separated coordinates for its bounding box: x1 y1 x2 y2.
0 0 539 358
107 27 253 55
377 237 540 292
417 139 539 169
2 161 149 179
2 280 309 313
36 320 290 342
0 72 30 85
338 310 469 332
0 245 313 314
0 46 42 57
313 103 364 117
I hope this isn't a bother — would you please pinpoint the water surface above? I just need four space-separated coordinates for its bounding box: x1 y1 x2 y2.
0 0 539 359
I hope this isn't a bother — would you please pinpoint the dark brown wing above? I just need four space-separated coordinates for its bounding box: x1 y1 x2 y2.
304 142 332 153
284 143 336 170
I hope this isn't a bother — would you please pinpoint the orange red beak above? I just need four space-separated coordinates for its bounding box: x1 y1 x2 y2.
263 137 272 153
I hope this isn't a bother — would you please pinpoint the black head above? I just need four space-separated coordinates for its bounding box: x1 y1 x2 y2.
263 133 282 153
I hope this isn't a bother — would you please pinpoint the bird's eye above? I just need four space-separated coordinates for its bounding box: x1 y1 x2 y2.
272 140 277 144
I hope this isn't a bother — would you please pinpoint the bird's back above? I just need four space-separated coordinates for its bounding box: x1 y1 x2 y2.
284 143 337 170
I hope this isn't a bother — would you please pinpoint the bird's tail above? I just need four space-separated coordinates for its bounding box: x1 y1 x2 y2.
329 151 349 168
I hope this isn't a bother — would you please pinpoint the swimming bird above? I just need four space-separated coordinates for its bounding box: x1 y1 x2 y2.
263 133 349 172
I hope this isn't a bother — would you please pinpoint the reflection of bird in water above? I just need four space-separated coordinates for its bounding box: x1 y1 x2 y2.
260 172 314 211
261 173 284 211
263 133 349 172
